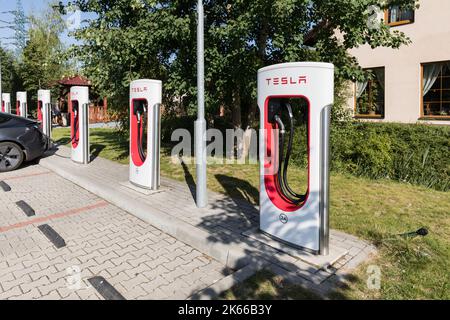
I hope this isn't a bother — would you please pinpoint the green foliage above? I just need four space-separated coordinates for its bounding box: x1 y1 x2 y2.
161 115 197 144
288 122 450 191
332 80 354 122
330 123 450 191
18 3 74 113
0 48 22 94
66 0 417 127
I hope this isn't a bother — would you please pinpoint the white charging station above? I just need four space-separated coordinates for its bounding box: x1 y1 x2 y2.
258 62 334 255
70 86 90 164
16 91 27 118
37 89 52 141
2 93 11 113
129 79 162 190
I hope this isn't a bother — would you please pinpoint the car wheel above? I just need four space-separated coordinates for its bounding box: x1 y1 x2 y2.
0 142 24 172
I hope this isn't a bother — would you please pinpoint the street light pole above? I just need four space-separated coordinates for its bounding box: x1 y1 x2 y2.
195 0 208 208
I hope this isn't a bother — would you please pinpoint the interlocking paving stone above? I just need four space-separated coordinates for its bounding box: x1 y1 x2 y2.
0 164 227 300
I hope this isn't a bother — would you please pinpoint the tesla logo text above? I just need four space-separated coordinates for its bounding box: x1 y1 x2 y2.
266 76 307 86
132 87 148 93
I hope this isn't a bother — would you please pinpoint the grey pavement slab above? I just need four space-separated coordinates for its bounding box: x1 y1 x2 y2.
0 165 229 300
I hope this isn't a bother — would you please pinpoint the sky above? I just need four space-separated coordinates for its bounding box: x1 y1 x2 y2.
0 0 90 52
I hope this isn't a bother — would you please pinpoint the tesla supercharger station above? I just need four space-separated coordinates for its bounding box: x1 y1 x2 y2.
37 89 52 141
16 91 27 118
258 62 334 255
129 79 162 190
2 93 11 113
69 86 90 164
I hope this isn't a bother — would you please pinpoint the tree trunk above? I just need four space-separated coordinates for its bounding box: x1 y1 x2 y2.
247 100 258 128
232 89 242 129
257 19 269 65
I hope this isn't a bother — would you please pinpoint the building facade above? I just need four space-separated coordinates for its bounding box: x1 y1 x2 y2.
347 1 450 125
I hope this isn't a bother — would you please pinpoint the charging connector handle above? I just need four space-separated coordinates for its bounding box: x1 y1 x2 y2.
269 100 306 205
135 102 148 162
274 115 285 134
71 108 79 143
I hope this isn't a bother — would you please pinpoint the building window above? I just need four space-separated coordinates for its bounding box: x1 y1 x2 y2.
385 6 415 26
355 68 385 118
422 61 450 119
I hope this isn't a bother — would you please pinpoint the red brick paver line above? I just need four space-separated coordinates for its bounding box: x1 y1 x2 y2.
3 171 52 181
0 201 109 233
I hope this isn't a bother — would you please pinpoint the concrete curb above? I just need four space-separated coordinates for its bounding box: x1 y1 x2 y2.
40 154 256 269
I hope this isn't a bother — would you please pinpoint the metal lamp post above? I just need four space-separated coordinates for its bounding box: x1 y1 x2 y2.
195 0 208 208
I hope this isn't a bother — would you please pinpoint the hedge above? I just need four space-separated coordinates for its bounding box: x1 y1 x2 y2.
163 115 450 192
291 122 450 192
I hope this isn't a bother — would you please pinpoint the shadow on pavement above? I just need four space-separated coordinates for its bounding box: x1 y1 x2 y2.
215 174 259 205
180 158 197 203
188 248 359 300
90 144 106 162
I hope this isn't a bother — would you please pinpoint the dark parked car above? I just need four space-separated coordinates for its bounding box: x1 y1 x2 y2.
0 112 48 172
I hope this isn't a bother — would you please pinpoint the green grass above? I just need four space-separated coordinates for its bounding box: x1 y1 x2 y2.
52 128 450 300
221 270 322 300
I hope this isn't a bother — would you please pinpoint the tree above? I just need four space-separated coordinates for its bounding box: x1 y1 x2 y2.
65 0 418 128
0 47 22 94
19 2 74 114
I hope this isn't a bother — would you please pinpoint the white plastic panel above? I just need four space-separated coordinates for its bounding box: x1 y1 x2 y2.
16 91 27 118
38 89 52 138
129 79 162 190
70 86 89 164
258 62 334 253
2 93 11 113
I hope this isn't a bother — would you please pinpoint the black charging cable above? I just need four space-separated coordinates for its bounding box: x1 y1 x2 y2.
136 106 147 162
71 109 79 144
282 103 306 202
272 102 306 205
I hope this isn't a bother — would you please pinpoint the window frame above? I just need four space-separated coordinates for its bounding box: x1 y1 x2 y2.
420 61 450 120
354 67 386 120
384 7 415 27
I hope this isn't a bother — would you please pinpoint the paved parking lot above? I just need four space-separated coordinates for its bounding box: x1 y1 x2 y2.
0 165 228 300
